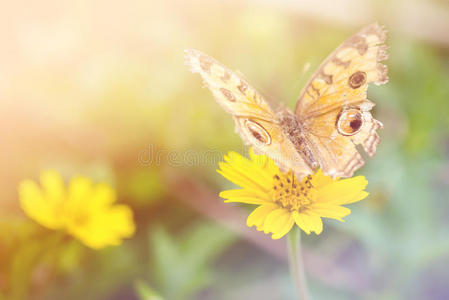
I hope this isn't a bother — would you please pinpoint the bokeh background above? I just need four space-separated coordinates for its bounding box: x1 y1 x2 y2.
1 0 449 299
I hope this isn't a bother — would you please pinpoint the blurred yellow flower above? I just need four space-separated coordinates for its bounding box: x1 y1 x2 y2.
217 150 369 239
19 170 135 249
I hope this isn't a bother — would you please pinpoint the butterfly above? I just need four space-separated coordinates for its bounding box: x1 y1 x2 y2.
185 23 388 179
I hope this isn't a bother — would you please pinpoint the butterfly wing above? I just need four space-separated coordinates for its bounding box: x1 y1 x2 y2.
185 49 313 177
295 23 388 178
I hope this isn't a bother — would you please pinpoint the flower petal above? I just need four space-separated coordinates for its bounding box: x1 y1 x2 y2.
220 188 271 204
246 204 277 230
225 152 273 184
19 179 65 229
217 163 269 192
320 191 369 206
309 203 351 221
293 211 310 234
317 176 368 205
219 151 278 189
40 170 65 203
90 183 117 208
263 208 294 239
310 169 334 188
227 151 276 182
272 216 294 239
66 205 135 249
249 148 280 176
67 176 93 207
293 211 323 235
308 214 323 235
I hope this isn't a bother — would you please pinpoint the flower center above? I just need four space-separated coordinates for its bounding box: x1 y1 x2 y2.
272 171 316 211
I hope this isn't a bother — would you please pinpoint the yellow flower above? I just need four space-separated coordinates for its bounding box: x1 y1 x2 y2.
217 150 369 239
19 170 135 249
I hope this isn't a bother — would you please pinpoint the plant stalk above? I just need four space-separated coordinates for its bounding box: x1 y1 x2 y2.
287 226 310 300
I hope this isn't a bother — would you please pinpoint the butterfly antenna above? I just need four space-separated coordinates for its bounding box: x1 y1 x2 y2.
294 62 311 88
289 62 312 102
300 62 311 80
235 69 279 108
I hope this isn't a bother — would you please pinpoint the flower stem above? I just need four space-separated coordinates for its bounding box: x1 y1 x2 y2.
287 226 310 300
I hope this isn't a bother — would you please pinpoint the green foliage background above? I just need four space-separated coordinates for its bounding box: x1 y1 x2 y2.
0 0 449 299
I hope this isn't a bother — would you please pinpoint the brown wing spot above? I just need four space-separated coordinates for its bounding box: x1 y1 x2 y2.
244 119 271 145
199 56 212 73
348 71 367 89
320 72 333 84
347 35 368 55
337 108 364 136
219 88 236 102
332 57 351 68
221 70 231 82
238 81 248 95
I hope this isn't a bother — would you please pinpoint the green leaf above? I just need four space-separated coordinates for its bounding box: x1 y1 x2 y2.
150 222 235 300
135 280 164 300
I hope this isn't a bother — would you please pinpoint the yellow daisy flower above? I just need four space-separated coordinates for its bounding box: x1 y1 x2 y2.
19 170 135 249
217 150 369 239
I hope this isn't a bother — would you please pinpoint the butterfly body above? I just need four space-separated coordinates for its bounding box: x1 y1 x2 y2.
185 23 388 179
276 109 318 170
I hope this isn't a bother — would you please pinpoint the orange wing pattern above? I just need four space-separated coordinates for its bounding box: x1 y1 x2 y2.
296 23 388 178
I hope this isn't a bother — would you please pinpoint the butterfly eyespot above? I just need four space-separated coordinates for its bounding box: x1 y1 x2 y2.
245 120 271 145
337 109 364 136
348 71 367 89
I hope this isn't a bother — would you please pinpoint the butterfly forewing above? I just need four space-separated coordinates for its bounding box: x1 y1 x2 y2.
185 49 313 178
295 23 388 178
